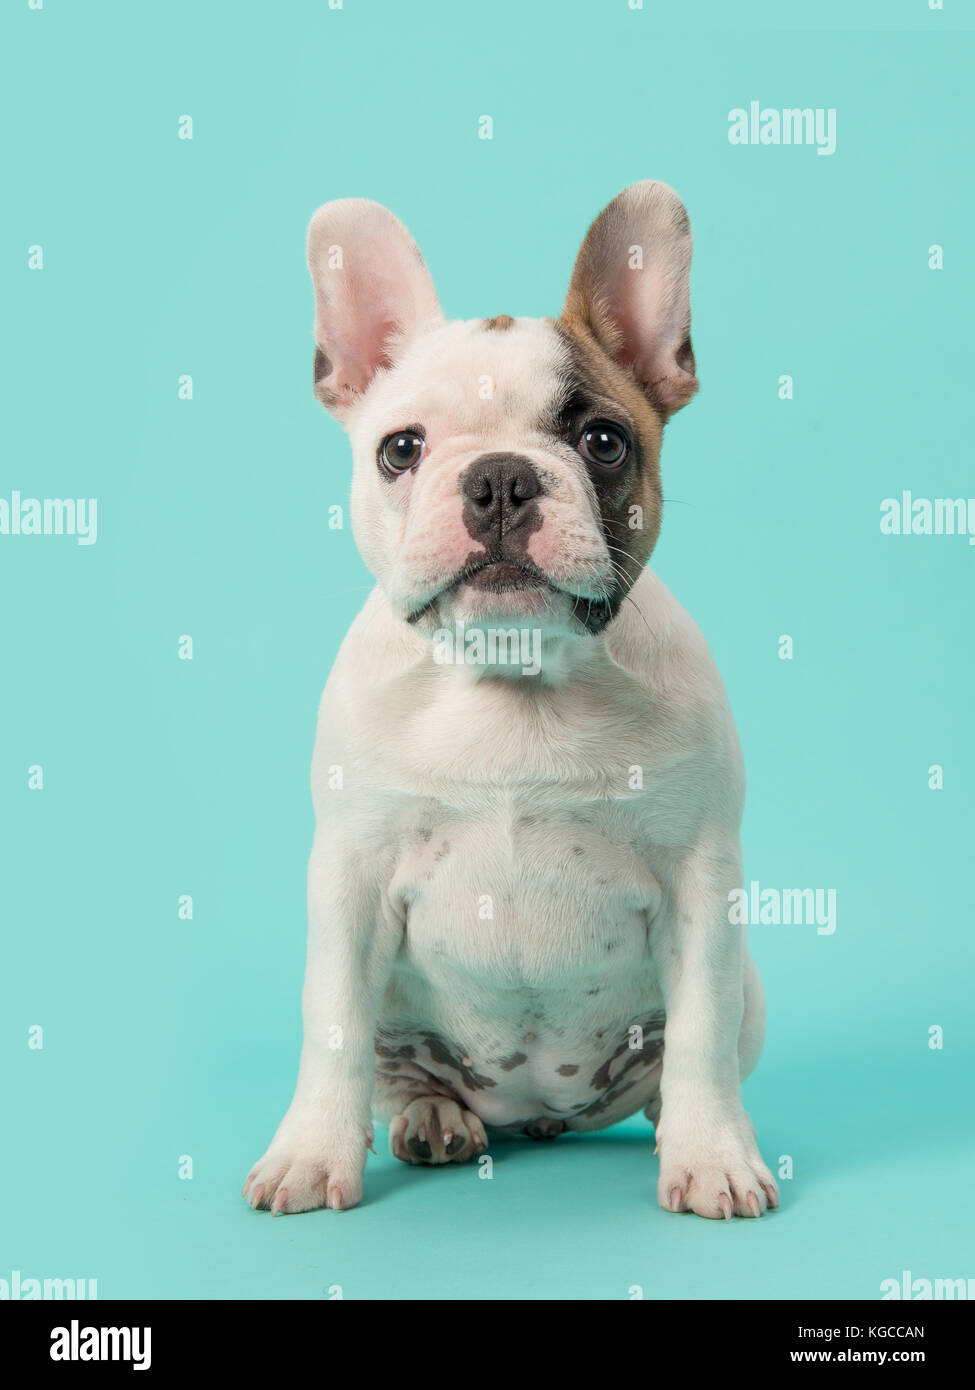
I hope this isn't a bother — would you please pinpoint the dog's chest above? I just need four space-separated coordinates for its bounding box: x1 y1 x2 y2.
388 785 663 988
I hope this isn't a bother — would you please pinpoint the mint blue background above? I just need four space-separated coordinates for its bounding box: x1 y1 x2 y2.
2 0 973 1301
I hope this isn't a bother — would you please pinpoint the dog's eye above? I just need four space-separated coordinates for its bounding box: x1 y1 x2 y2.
577 421 629 469
380 430 425 474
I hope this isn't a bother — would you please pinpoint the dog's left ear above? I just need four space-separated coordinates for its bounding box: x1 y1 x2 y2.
562 181 698 418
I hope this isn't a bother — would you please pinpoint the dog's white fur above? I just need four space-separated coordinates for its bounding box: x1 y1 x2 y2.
243 184 777 1220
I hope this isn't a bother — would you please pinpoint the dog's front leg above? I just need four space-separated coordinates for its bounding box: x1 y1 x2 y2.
243 832 401 1214
653 840 779 1219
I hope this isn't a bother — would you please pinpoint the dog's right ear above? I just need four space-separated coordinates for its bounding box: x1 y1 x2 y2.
306 199 443 420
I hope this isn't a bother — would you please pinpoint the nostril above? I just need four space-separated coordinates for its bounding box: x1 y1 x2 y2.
510 467 540 506
463 466 496 509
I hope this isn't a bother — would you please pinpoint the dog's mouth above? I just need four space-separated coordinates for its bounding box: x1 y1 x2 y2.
406 557 619 633
406 558 548 625
462 559 549 593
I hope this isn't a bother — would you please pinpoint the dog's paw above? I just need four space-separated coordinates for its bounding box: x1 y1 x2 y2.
243 1122 368 1215
389 1097 487 1165
656 1114 779 1220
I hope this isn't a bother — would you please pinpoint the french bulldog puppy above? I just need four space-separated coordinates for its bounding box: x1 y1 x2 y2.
242 182 778 1220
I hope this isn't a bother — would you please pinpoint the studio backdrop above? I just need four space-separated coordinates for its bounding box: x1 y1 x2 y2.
2 0 972 1301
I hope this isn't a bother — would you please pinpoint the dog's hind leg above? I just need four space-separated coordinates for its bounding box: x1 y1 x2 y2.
374 1070 488 1165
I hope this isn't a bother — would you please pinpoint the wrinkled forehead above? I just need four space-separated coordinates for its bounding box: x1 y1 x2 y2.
350 317 572 446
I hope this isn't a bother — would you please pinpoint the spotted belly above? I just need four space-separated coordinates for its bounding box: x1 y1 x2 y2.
374 1012 666 1134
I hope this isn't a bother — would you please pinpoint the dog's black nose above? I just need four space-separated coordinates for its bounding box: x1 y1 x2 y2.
461 453 542 547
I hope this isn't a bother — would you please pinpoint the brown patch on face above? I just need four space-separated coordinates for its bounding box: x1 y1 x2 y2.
483 314 515 331
550 315 665 623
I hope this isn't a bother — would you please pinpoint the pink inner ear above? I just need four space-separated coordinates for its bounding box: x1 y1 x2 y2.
334 314 401 397
308 199 443 417
317 282 422 412
620 268 674 376
608 266 697 413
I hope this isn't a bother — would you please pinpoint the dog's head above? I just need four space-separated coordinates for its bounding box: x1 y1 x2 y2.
307 182 697 637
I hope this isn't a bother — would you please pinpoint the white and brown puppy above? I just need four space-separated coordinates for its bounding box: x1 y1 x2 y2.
243 182 778 1220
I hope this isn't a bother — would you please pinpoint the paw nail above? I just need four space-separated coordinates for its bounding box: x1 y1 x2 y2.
746 1191 761 1218
669 1186 683 1213
718 1193 733 1220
